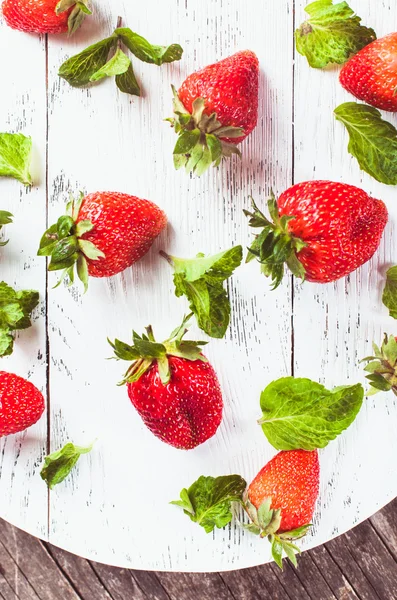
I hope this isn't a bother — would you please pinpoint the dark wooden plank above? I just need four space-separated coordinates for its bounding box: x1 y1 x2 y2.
156 572 233 600
308 545 361 600
371 499 397 561
43 543 112 600
0 519 80 600
0 539 39 600
221 564 292 600
280 552 338 600
269 561 312 600
90 562 146 600
130 571 173 600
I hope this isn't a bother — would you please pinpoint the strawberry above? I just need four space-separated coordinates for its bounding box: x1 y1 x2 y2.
38 192 167 291
245 181 388 288
109 316 223 450
2 0 91 36
169 50 259 175
340 33 397 112
244 450 320 568
0 372 45 437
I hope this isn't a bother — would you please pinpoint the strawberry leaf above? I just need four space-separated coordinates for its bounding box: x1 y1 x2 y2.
162 246 243 338
0 133 32 186
295 0 376 68
0 282 39 357
171 475 247 533
259 377 364 450
335 102 397 185
115 28 183 65
59 36 118 87
90 49 131 82
362 334 397 396
383 266 397 319
40 442 94 489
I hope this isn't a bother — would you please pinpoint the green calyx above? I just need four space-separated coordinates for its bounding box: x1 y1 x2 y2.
37 193 105 293
362 334 397 396
245 194 307 289
0 211 13 247
243 495 311 569
55 0 92 36
108 314 208 386
168 85 244 176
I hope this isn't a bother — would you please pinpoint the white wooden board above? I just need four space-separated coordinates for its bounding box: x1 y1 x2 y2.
0 0 397 572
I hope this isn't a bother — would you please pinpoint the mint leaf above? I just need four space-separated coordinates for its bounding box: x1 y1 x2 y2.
116 63 141 96
0 282 39 357
295 0 376 68
40 442 94 489
171 475 247 533
59 35 118 87
0 134 32 186
90 48 131 82
259 377 364 450
383 266 397 319
164 246 243 338
115 28 183 65
335 102 397 185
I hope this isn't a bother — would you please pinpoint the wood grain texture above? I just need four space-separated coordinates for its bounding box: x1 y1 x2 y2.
0 0 396 572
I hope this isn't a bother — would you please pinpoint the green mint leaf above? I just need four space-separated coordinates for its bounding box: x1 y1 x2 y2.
383 266 397 319
0 282 39 356
167 246 243 338
115 28 183 65
0 133 32 186
0 210 13 246
116 63 141 96
259 377 364 450
40 442 94 489
171 475 247 533
90 48 131 82
295 0 376 68
59 35 118 87
335 102 397 185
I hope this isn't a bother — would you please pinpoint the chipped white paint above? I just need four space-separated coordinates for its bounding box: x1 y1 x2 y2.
0 0 396 572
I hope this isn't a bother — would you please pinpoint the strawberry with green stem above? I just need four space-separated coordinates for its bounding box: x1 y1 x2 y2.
245 181 388 288
2 0 91 36
168 50 259 175
38 191 167 291
109 315 223 450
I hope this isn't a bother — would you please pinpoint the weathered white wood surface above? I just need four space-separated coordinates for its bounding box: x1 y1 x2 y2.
0 0 396 572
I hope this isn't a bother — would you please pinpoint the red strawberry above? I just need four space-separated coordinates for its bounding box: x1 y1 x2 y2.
244 450 319 568
340 33 397 112
2 0 91 35
109 316 223 450
38 192 167 290
169 50 259 175
246 181 388 287
0 372 45 437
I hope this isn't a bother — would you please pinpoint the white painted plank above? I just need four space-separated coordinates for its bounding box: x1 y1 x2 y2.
293 0 397 549
46 0 294 570
0 21 48 538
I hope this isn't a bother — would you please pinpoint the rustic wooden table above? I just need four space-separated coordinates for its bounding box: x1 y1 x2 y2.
2 499 397 599
0 0 397 574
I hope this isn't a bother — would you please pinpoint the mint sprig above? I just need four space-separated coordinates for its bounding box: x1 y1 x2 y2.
161 246 243 339
259 377 364 450
0 133 32 186
383 266 397 319
0 282 39 357
40 442 94 489
295 0 376 68
59 28 183 96
335 102 397 185
171 475 247 533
